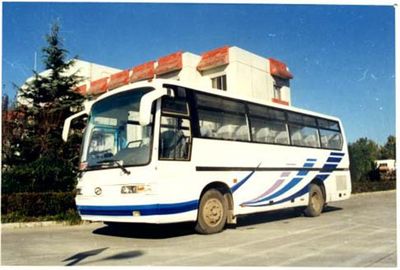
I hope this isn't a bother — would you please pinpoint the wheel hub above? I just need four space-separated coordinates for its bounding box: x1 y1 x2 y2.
203 198 223 226
311 192 321 210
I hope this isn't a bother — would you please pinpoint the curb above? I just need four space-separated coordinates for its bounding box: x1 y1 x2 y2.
1 220 98 229
351 189 396 196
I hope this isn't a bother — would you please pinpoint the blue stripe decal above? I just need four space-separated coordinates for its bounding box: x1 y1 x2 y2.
78 200 198 216
297 170 309 176
327 157 342 163
297 161 315 176
273 185 310 205
244 152 346 208
303 163 315 168
330 152 345 156
253 185 310 207
243 177 302 205
231 163 260 193
243 154 341 208
241 159 316 206
315 174 330 181
322 164 338 171
270 173 330 206
274 168 334 205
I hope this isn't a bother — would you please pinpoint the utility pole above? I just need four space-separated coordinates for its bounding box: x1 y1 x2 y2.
34 51 37 71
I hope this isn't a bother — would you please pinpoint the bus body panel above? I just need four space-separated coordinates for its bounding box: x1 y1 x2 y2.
76 138 351 223
190 138 351 217
76 161 200 224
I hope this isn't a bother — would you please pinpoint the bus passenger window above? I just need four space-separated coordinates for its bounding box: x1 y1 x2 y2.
216 124 238 140
196 93 249 141
320 129 342 150
289 124 320 148
317 118 342 150
249 117 289 145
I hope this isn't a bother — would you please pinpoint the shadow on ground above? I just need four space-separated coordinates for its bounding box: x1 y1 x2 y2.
236 206 342 228
236 208 301 228
63 247 109 266
92 222 196 239
92 206 343 239
63 248 144 266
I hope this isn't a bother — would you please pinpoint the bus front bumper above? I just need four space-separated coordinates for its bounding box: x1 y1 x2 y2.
76 199 199 224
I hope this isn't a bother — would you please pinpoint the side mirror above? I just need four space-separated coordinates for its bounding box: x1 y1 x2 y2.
62 110 88 142
62 101 93 142
139 87 174 126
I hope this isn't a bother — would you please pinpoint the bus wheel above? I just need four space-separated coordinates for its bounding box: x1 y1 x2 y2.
304 184 324 217
195 189 227 234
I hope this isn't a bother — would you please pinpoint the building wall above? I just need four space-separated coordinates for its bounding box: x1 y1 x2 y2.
179 46 292 106
156 52 204 86
18 59 121 105
228 46 272 101
72 46 294 107
73 60 121 83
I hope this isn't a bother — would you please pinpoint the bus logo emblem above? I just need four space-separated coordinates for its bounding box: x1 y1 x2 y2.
94 187 102 196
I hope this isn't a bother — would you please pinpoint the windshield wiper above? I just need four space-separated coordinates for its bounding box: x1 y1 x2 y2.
97 159 131 175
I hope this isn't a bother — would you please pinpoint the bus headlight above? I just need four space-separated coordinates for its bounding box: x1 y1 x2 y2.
121 184 151 194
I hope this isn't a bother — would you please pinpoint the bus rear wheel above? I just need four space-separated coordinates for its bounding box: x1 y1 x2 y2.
195 189 227 234
304 183 324 217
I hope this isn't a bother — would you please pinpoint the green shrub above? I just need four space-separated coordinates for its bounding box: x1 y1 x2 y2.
352 180 396 193
1 155 78 195
54 208 82 225
1 192 81 223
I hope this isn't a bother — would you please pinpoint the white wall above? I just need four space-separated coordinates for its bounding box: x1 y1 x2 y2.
74 60 121 83
17 59 121 106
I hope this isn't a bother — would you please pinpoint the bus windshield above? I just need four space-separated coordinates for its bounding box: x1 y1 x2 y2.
80 87 153 170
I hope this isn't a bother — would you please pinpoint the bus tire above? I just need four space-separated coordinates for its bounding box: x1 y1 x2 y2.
304 183 324 217
195 189 228 234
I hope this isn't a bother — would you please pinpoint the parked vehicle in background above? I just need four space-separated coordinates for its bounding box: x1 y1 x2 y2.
375 159 396 181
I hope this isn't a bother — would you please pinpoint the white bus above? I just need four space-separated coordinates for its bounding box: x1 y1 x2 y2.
63 79 351 234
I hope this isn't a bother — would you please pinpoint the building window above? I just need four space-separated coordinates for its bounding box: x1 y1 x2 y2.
211 75 227 91
273 84 282 100
273 76 290 100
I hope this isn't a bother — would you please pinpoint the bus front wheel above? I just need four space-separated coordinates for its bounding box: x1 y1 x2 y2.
195 189 227 234
304 183 324 217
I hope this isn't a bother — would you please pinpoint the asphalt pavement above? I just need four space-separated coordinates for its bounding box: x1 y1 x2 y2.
1 190 397 266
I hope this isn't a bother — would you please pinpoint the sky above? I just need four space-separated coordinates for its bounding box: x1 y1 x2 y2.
1 2 396 145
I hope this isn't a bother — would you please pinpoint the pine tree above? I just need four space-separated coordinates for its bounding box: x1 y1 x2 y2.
348 137 380 182
380 136 396 160
2 22 84 193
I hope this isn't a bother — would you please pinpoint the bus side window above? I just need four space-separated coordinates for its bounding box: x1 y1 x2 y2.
248 104 289 145
320 129 343 150
317 118 343 150
196 93 249 142
289 124 320 148
159 92 192 161
287 112 320 148
159 116 191 160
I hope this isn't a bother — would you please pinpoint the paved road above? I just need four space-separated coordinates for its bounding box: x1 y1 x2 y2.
1 190 397 266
